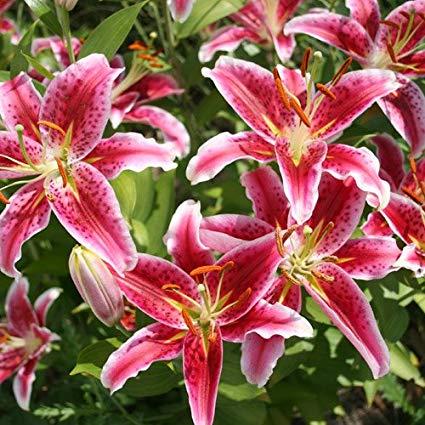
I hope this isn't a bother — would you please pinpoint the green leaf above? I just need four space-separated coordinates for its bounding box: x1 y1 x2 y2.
111 171 138 222
389 343 425 387
22 53 55 80
215 397 267 425
176 0 246 38
23 0 62 35
78 3 146 60
10 21 38 78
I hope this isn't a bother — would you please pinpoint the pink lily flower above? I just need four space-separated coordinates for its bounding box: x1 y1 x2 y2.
101 200 313 425
199 0 303 63
285 0 425 157
0 278 61 410
0 0 19 43
187 56 399 223
0 54 178 277
201 167 401 380
168 0 196 23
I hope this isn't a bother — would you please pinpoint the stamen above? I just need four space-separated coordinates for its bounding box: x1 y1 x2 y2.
15 124 38 172
222 261 235 272
289 98 311 127
400 11 411 20
273 68 291 111
208 327 217 343
331 57 352 85
190 265 222 277
55 157 68 188
408 154 417 174
38 121 67 137
161 283 181 291
316 83 336 100
379 20 400 30
312 270 334 282
0 191 10 205
301 47 312 77
386 41 397 62
280 269 301 286
128 41 148 51
182 310 198 335
235 287 252 307
275 226 285 257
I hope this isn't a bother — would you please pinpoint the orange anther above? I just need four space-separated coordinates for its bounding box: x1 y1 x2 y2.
316 83 336 100
190 265 222 277
182 310 198 335
289 98 311 127
0 191 10 205
38 120 66 137
312 269 335 282
161 283 181 291
301 47 312 77
408 154 417 174
275 226 285 257
138 53 155 60
236 287 252 307
55 157 68 188
386 41 397 62
379 19 400 30
222 261 235 272
129 41 148 51
273 68 291 111
331 57 353 85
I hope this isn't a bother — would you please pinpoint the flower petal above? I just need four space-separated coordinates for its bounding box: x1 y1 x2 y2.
124 105 190 159
207 233 282 325
13 356 38 411
183 328 222 425
285 12 374 62
200 214 273 253
335 236 401 280
323 144 391 210
40 54 122 162
398 50 425 78
6 278 38 336
394 245 425 278
32 36 82 69
0 347 26 384
0 73 42 141
167 0 196 22
361 211 393 237
0 0 14 14
346 0 381 39
101 323 184 393
377 79 425 158
115 254 200 329
273 33 296 62
110 92 139 129
33 288 62 326
135 73 184 103
186 131 274 185
199 26 262 63
164 200 214 274
85 132 177 180
276 137 327 224
46 162 137 274
304 263 389 378
311 69 400 140
202 56 296 141
241 166 289 227
0 180 51 277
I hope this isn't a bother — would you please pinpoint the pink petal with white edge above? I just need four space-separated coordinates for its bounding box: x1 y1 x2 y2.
361 212 392 237
276 137 327 224
183 328 222 425
6 278 38 336
207 233 283 325
110 92 139 129
370 134 405 190
200 214 273 253
0 180 51 277
346 0 381 39
377 79 425 158
115 254 200 329
135 73 184 103
202 56 296 141
241 166 289 227
124 105 190 158
266 277 302 311
186 131 274 185
394 245 425 278
304 263 389 378
335 236 401 280
40 54 122 162
101 323 184 393
285 12 374 63
164 200 214 274
0 73 42 141
33 288 62 326
0 131 43 179
13 356 38 411
273 33 296 63
199 26 262 63
46 162 137 274
0 347 26 384
167 0 195 22
323 144 391 210
307 173 366 257
85 132 177 180
311 69 400 140
398 50 425 78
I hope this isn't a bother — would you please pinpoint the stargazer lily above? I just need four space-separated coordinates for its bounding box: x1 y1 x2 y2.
0 278 61 410
285 0 425 157
199 0 304 63
200 167 401 381
0 54 178 277
187 55 399 223
168 0 196 23
101 200 313 425
30 38 190 158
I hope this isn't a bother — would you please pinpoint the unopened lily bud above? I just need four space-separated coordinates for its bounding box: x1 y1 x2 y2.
69 246 124 327
55 0 78 11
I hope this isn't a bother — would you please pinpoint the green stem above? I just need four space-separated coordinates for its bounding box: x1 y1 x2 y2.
56 6 76 63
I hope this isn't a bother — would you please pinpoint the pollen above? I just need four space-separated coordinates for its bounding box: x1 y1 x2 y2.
379 19 400 30
301 47 312 77
273 68 291 111
316 83 336 100
331 57 352 85
190 265 223 277
0 191 10 205
236 287 252 307
128 41 148 51
182 310 198 335
161 283 182 291
386 42 397 62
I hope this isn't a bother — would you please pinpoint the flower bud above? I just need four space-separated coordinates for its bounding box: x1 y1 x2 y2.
55 0 78 11
69 246 124 327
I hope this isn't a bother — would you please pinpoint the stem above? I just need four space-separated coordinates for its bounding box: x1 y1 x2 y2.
56 6 76 63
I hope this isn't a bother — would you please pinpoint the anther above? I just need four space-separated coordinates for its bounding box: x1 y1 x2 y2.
408 154 417 174
281 269 301 286
316 83 336 100
182 310 198 335
161 283 181 291
128 41 148 51
38 121 66 137
55 157 68 188
400 11 411 20
236 287 252 307
190 265 222 277
312 270 334 282
331 57 352 85
275 226 285 257
289 98 311 127
379 20 400 30
301 47 312 77
0 191 10 205
222 261 235 272
386 42 397 62
273 68 291 111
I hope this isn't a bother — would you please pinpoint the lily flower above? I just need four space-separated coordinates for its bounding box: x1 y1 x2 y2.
285 0 425 157
0 54 178 277
101 200 313 425
200 167 401 380
199 0 304 63
0 278 61 410
187 55 399 223
0 0 19 43
168 0 196 23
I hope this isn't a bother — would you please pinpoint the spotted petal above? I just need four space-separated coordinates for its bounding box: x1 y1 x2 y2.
13 356 38 411
394 245 425 278
346 0 381 39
